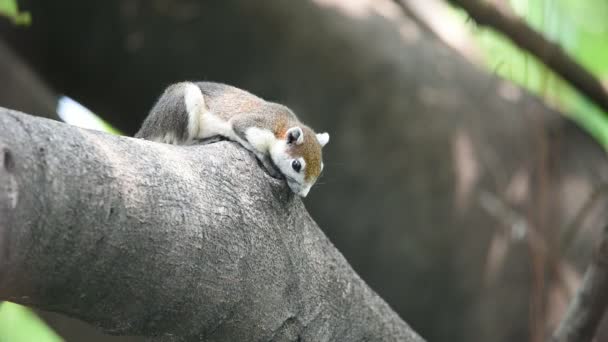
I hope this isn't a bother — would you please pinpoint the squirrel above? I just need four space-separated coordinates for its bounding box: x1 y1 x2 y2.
135 81 329 197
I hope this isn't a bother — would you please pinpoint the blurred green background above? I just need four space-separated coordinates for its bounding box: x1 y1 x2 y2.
466 0 608 149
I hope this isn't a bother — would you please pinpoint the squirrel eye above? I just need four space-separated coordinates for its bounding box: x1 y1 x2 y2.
291 160 302 172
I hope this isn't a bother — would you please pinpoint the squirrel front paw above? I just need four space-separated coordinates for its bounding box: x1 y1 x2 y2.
192 135 228 145
257 155 284 179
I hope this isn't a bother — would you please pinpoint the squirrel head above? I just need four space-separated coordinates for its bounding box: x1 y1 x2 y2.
270 125 329 197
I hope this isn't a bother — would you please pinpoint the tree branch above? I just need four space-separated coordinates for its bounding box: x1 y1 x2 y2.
0 109 423 342
551 225 608 342
450 0 608 118
0 39 59 121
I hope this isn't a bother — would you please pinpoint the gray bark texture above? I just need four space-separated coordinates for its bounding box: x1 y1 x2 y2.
0 109 423 342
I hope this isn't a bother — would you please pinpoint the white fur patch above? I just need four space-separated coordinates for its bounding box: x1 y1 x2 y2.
299 184 312 197
151 132 178 145
269 141 311 196
244 127 277 153
183 83 206 140
163 132 177 144
316 132 330 147
198 112 235 141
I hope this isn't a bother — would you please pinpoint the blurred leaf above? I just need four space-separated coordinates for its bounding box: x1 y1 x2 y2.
0 0 30 25
57 96 123 135
0 302 63 342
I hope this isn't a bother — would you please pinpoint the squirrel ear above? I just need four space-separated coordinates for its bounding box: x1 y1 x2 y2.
286 127 304 145
316 132 329 147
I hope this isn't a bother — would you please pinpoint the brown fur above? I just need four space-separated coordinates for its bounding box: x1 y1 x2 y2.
287 126 323 181
197 82 323 181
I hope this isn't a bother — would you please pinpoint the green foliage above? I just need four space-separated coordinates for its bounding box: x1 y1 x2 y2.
0 302 63 342
459 0 608 150
101 120 123 135
0 0 30 25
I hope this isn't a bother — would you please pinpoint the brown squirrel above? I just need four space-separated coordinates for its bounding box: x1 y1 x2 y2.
135 82 329 197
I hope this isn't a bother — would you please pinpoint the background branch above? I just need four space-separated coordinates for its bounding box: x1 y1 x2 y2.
0 39 59 121
551 225 608 342
0 109 423 342
450 0 608 118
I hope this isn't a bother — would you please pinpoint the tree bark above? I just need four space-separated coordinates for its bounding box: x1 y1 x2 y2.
0 109 423 342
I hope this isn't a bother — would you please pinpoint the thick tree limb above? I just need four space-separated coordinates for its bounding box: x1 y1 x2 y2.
0 39 59 120
451 0 608 118
0 109 423 342
551 226 608 342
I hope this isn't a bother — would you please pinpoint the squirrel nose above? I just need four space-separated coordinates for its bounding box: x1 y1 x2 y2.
299 186 311 197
